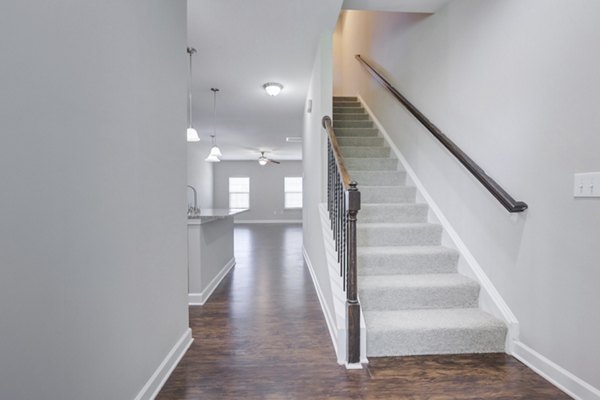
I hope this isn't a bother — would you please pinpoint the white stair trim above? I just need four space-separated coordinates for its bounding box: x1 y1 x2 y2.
134 328 193 400
357 94 520 352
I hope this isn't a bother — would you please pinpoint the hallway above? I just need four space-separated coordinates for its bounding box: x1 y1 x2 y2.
157 224 570 399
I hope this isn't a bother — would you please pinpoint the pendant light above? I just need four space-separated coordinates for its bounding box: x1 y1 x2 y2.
205 88 222 162
186 47 200 142
205 135 221 162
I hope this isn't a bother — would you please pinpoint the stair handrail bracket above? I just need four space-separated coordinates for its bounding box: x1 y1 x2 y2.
354 54 528 213
322 115 362 365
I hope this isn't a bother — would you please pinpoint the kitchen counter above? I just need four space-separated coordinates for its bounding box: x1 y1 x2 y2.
187 208 248 224
187 208 247 305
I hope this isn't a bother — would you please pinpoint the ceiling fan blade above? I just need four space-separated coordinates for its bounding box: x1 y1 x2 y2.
268 159 281 164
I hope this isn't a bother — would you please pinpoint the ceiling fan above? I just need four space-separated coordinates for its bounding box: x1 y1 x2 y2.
258 151 280 166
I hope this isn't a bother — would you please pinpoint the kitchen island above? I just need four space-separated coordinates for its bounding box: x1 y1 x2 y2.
187 209 247 305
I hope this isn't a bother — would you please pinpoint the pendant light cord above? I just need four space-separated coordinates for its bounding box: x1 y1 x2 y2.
187 47 196 129
211 88 219 146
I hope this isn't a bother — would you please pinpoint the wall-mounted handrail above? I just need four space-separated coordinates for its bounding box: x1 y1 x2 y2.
355 54 528 213
322 115 361 365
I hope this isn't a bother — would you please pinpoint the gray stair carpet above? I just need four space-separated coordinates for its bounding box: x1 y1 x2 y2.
332 96 507 357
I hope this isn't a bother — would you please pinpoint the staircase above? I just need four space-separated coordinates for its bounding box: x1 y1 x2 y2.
332 96 507 357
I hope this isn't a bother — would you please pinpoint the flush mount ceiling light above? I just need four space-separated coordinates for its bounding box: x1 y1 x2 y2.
205 88 222 162
263 82 283 96
186 47 200 142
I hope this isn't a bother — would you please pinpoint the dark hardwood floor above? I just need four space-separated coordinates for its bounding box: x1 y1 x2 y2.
158 223 570 399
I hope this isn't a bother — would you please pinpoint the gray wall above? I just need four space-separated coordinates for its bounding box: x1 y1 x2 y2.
334 2 600 391
302 33 336 335
0 1 189 399
214 161 303 222
188 142 214 209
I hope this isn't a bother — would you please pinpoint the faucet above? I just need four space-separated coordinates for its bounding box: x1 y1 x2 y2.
187 185 201 218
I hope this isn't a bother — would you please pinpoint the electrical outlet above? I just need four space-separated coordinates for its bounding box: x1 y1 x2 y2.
574 172 600 198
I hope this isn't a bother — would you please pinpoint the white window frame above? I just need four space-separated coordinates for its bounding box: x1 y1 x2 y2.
284 176 303 209
229 177 250 209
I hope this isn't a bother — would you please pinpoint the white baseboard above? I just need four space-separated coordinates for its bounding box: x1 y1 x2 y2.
235 220 302 224
303 247 340 361
512 341 600 400
358 94 520 351
188 257 235 305
134 328 193 400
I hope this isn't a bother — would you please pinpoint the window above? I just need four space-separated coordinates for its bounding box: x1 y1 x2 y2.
284 177 303 209
229 177 249 209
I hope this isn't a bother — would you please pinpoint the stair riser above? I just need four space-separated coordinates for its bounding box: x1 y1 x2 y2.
358 251 459 275
334 121 373 128
357 225 442 246
366 327 507 357
346 158 398 171
334 128 379 137
361 187 416 203
352 171 406 186
337 137 385 147
341 146 391 158
360 284 479 311
333 113 369 121
359 204 428 223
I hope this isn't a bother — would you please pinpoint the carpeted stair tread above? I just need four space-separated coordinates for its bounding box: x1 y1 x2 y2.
334 120 373 128
334 127 379 137
359 273 479 311
357 222 442 246
333 101 362 107
341 146 391 158
333 107 365 114
360 185 417 203
358 246 459 275
346 158 399 171
333 113 370 120
337 137 385 147
359 203 428 223
333 96 358 101
352 170 407 186
333 103 359 106
364 308 507 356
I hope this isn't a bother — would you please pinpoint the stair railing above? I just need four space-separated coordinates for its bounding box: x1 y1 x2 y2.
355 54 528 213
322 115 361 365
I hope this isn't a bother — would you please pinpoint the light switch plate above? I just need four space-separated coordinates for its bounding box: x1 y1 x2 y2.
574 172 600 198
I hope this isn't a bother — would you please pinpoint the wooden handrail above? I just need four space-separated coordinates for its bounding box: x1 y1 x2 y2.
323 116 352 190
355 54 528 213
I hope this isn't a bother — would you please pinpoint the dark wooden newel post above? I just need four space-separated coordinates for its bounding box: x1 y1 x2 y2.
346 181 361 364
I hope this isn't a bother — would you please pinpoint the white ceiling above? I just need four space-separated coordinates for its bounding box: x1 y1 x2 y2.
187 0 342 161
